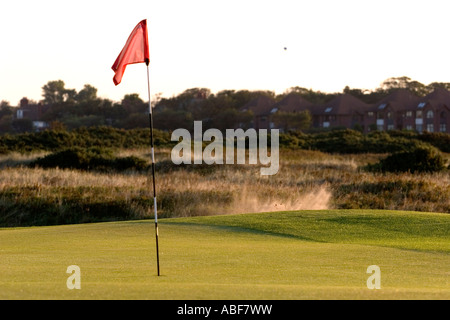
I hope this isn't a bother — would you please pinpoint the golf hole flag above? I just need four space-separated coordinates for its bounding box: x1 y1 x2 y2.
112 20 161 276
112 19 150 85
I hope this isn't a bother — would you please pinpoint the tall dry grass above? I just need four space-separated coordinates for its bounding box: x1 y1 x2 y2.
0 148 448 226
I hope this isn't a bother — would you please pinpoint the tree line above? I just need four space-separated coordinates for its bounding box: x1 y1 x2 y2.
1 76 450 134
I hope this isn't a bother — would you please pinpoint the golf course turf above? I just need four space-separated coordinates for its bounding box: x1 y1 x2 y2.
0 209 448 299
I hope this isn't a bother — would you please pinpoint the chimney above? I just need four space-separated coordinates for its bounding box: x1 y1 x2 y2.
20 97 29 108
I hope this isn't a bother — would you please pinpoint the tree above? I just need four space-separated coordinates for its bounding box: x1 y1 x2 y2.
121 113 148 129
42 80 66 104
236 110 254 130
122 93 145 114
380 76 412 90
0 100 10 108
42 80 77 104
378 76 428 96
0 115 13 133
153 109 194 131
63 89 77 104
0 101 13 118
271 110 311 132
209 108 240 131
76 84 98 104
285 86 332 104
427 82 450 91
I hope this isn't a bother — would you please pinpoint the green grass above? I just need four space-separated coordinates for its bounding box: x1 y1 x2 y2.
0 209 448 300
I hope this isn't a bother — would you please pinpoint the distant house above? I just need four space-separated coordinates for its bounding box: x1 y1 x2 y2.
415 88 450 133
272 93 314 113
15 97 50 131
239 88 450 134
269 93 314 132
367 89 420 132
366 88 450 133
240 95 276 130
313 94 371 131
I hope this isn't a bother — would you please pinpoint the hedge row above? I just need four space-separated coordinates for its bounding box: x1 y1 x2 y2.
0 126 449 155
0 126 173 154
282 129 450 154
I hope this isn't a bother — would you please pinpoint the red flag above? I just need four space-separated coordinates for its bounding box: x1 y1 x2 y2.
112 20 150 86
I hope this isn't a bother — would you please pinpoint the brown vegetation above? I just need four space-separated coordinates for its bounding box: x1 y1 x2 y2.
0 148 448 227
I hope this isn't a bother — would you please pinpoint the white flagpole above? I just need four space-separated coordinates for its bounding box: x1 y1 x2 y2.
146 62 160 276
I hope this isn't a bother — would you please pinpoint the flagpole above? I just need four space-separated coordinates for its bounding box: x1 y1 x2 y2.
146 62 160 276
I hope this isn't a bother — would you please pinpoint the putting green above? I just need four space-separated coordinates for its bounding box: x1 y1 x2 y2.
0 210 448 299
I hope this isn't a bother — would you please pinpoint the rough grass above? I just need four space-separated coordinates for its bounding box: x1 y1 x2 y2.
0 148 449 227
0 210 448 300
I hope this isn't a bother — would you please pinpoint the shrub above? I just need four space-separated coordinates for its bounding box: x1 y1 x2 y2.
112 156 148 171
30 147 148 172
418 131 450 153
306 129 365 153
305 129 426 154
278 133 303 148
333 179 450 212
366 146 446 173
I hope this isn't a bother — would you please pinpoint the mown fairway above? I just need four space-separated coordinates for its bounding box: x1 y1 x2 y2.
0 209 448 300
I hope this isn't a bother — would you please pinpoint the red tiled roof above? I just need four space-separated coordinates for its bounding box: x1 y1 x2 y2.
315 94 371 115
418 87 450 109
240 95 276 116
272 93 313 113
372 89 420 111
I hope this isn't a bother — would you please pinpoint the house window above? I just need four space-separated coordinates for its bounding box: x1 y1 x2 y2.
416 110 423 118
368 112 374 117
405 111 412 117
418 102 426 108
426 124 434 132
426 110 434 119
406 125 413 131
416 125 423 133
387 112 392 119
440 124 447 132
387 124 394 130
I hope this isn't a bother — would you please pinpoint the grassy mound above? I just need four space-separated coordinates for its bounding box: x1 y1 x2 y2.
165 209 449 253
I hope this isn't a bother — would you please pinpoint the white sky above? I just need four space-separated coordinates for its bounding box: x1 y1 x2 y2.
1 0 450 106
